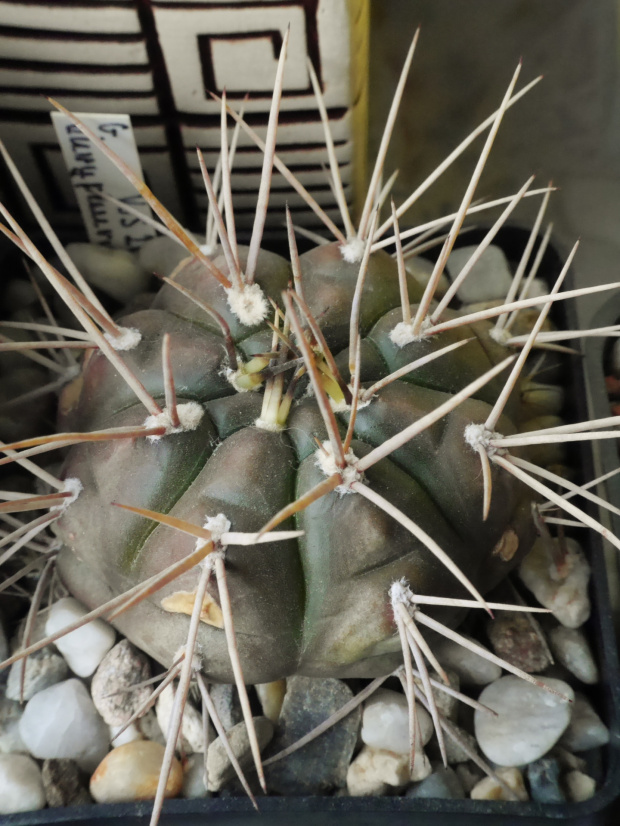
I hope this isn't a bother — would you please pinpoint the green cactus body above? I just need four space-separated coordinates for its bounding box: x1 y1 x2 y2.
55 240 537 684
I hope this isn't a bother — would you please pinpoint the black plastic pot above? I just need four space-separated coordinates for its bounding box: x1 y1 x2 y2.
3 228 620 826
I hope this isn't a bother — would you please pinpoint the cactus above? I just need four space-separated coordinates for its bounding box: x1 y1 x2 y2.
0 29 617 817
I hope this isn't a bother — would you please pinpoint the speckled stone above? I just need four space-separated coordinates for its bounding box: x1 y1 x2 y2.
0 693 26 754
6 650 68 702
209 683 242 731
486 611 552 673
41 759 92 807
91 640 151 726
519 538 590 629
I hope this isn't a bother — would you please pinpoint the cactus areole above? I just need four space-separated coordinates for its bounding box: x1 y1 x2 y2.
55 241 537 685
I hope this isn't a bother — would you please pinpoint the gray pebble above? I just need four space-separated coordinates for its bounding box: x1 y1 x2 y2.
207 716 273 791
0 616 8 664
138 235 195 279
0 693 26 754
446 245 513 303
434 635 502 686
209 683 242 731
455 761 485 794
136 709 165 746
407 765 465 799
7 651 68 702
265 676 361 795
91 640 151 726
42 758 92 807
526 757 565 803
436 725 478 765
548 626 599 685
559 694 609 752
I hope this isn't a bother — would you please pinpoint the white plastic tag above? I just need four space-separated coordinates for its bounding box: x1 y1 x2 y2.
51 112 156 252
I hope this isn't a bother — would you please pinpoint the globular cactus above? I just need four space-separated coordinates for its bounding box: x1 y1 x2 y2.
0 30 615 815
54 227 536 685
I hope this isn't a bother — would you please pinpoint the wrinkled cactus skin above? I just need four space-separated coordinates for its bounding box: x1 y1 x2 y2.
55 243 537 684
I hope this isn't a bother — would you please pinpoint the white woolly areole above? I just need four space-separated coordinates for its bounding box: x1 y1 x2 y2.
314 440 362 495
389 578 414 608
340 237 366 264
143 401 204 442
464 422 506 457
104 326 142 351
389 578 418 625
489 326 512 346
226 283 269 327
389 318 431 348
194 513 231 558
204 513 231 545
53 476 83 511
199 243 217 257
255 418 284 432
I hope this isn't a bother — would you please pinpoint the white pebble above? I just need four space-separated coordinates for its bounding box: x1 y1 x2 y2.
45 597 116 678
0 753 46 814
182 753 208 799
446 245 513 303
361 688 433 755
138 234 195 279
519 538 591 628
19 678 110 772
156 682 207 754
67 242 150 302
474 676 573 767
